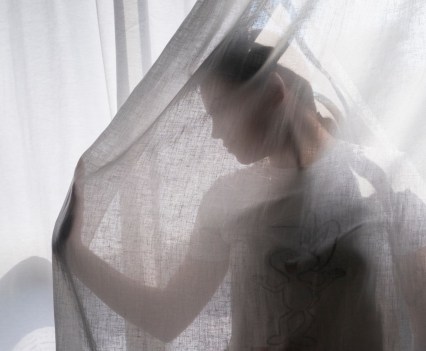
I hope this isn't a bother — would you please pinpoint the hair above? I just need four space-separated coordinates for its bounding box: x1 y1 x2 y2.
200 30 316 112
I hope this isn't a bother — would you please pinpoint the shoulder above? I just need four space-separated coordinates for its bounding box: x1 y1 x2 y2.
356 143 425 196
308 141 418 199
331 141 404 180
196 167 252 225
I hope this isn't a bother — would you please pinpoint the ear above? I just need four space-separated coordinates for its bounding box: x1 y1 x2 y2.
265 72 286 107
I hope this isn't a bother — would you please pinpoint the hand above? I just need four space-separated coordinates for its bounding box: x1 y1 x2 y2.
52 160 85 260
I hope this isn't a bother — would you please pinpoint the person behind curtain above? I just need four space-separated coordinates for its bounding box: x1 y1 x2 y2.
58 31 426 350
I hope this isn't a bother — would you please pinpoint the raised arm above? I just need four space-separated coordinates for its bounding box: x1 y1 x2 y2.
62 182 229 343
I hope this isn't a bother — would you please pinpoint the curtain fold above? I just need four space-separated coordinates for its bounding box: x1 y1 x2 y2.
51 0 426 350
1 1 194 349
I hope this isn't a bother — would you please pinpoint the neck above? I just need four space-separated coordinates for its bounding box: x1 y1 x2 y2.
269 110 334 169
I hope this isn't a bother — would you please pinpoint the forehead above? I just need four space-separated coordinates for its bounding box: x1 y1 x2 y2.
201 76 235 96
200 79 234 109
200 76 257 111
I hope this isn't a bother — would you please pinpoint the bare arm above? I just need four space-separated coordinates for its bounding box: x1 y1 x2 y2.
65 184 229 343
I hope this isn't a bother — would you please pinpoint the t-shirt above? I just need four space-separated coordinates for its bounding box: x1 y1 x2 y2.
189 140 426 350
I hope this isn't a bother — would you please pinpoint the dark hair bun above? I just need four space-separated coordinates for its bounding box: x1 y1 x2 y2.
204 31 274 82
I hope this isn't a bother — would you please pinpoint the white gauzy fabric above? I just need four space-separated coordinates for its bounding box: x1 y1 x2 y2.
52 0 426 350
1 1 194 350
0 1 112 349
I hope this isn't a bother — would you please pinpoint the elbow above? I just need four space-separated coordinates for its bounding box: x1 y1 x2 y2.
152 313 194 343
155 310 199 342
159 330 182 344
128 299 192 344
153 304 199 342
123 288 201 343
134 320 187 344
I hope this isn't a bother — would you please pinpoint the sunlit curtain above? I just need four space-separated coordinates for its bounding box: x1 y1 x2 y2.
52 0 426 350
0 1 195 349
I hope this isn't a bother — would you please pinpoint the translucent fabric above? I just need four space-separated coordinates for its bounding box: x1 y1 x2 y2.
1 1 193 349
52 0 426 350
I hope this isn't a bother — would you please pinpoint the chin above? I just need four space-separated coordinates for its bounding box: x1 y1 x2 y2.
227 144 264 165
233 152 258 165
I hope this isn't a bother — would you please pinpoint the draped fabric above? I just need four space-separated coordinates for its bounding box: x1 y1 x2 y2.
1 1 193 349
53 0 426 350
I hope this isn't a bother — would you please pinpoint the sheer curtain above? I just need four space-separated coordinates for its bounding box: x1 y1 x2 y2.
52 0 426 350
0 1 195 349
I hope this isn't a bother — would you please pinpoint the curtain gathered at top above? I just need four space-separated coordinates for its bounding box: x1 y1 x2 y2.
53 0 426 350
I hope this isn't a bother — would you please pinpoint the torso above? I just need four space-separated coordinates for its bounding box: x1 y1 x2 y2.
194 141 417 350
213 142 404 350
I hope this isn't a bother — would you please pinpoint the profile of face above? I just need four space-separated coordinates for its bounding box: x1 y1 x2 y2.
201 69 315 164
201 73 288 165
